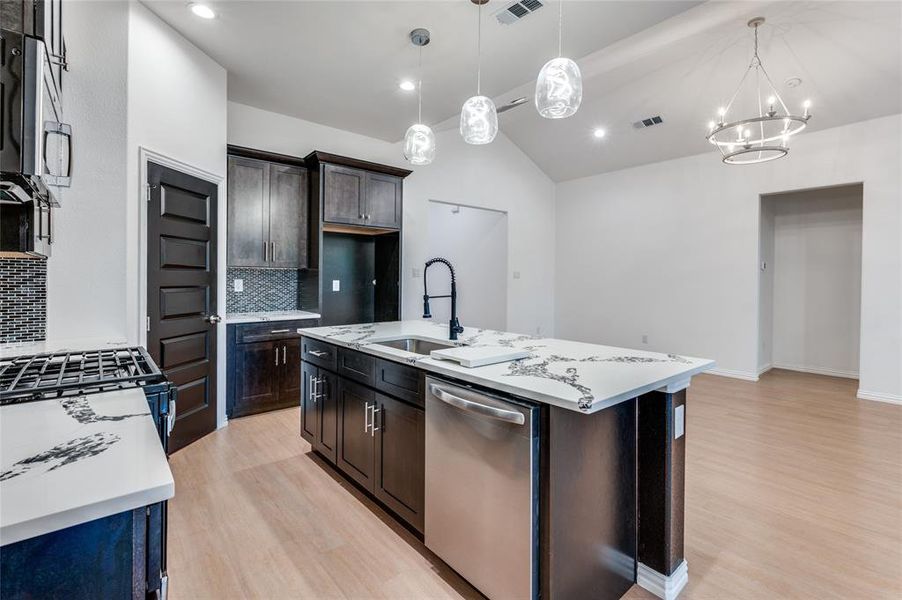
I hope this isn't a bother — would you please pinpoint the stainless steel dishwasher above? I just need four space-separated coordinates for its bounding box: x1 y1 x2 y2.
425 376 538 600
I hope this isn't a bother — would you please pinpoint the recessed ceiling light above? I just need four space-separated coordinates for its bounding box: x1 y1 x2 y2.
190 3 216 19
399 80 416 92
593 128 606 139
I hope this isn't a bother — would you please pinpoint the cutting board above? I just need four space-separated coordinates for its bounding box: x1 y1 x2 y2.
429 345 530 368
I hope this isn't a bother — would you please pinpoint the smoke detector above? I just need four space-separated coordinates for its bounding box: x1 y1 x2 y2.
495 0 544 25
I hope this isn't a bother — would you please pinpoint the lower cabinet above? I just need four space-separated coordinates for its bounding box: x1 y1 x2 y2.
301 338 425 533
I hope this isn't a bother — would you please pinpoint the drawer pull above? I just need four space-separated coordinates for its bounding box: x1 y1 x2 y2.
309 349 328 357
270 328 291 334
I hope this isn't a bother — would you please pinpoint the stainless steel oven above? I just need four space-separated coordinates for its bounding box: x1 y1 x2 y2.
1 28 72 208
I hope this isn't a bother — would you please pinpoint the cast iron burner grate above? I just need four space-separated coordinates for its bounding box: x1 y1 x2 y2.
0 347 164 405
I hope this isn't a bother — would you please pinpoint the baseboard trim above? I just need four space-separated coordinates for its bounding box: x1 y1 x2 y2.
757 363 773 376
772 362 859 379
857 389 902 405
706 368 759 382
637 560 688 600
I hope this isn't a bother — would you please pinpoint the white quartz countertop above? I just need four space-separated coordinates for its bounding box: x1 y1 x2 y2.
0 388 174 546
226 310 321 324
299 321 715 414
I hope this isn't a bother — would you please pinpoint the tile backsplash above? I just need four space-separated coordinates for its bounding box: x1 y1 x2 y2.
0 256 47 343
226 267 303 313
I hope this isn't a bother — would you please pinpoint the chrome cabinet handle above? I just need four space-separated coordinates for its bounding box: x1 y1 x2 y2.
371 406 381 437
264 241 268 261
310 376 320 403
428 384 526 425
364 401 372 433
308 349 328 357
270 328 290 334
271 241 276 261
282 345 286 365
275 348 279 366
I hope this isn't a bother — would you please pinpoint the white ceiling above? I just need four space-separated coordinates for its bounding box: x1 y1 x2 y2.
145 0 902 181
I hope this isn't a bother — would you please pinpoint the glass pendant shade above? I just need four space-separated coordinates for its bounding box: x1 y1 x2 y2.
535 57 582 119
459 95 498 145
403 123 436 165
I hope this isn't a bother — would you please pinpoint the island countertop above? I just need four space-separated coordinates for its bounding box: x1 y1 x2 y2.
0 388 174 546
297 321 715 413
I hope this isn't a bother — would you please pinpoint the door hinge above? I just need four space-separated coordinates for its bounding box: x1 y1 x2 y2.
146 316 151 332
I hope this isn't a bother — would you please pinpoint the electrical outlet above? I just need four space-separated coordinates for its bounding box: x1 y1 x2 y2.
233 279 244 292
412 267 422 278
332 280 340 292
513 271 521 280
642 334 648 344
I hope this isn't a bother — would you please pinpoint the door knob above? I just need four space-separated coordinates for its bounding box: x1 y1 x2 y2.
206 314 222 324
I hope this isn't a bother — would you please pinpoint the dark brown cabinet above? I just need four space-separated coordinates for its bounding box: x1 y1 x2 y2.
227 155 308 268
301 338 424 533
364 172 402 229
321 164 401 229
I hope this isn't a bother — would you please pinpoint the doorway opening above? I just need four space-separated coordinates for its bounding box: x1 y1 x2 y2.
758 183 863 380
426 201 508 331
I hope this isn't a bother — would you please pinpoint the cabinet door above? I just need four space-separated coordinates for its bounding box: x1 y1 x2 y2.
300 362 317 445
233 341 279 418
374 393 425 532
336 379 376 492
268 164 308 268
227 156 270 266
323 164 365 225
364 172 401 229
316 369 339 463
279 339 302 405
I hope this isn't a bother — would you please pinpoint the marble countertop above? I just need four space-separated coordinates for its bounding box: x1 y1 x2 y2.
298 321 715 414
226 310 321 324
0 337 129 360
0 388 174 546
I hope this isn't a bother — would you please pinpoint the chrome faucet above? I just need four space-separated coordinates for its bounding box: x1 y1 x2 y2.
422 257 464 341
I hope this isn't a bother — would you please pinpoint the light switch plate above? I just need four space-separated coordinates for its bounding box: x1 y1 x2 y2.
674 405 685 439
513 271 521 280
233 279 244 292
332 279 340 292
412 267 422 278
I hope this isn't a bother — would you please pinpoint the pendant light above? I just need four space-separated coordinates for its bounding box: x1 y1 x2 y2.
535 0 582 119
403 28 436 166
706 17 812 165
460 0 498 145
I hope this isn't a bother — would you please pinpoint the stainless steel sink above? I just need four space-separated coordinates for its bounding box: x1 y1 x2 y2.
373 338 457 355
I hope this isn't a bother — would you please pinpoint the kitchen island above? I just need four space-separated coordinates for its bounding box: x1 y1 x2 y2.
298 320 714 600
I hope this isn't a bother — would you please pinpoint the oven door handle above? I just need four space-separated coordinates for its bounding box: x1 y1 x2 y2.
428 384 525 425
43 121 72 187
167 396 177 435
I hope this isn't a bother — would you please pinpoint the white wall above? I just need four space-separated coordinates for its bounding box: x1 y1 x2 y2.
555 114 902 402
767 186 862 378
228 102 557 336
426 202 508 331
47 0 130 342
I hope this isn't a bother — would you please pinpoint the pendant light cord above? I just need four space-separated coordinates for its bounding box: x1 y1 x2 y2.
417 45 423 124
476 0 482 94
558 0 563 58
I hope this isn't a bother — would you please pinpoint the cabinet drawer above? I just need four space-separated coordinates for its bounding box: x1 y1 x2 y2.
374 359 424 407
235 320 315 343
338 347 375 386
301 337 337 371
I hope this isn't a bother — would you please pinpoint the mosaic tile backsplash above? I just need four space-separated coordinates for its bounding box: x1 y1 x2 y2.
0 257 47 343
226 267 303 313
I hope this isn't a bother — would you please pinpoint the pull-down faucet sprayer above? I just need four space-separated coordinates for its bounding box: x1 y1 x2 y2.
423 257 464 341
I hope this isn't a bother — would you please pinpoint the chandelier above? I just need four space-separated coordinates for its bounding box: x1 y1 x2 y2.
706 17 812 165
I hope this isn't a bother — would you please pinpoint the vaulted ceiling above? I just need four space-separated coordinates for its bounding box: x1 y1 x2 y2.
145 0 902 181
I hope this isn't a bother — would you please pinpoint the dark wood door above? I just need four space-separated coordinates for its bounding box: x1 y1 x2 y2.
279 339 302 404
147 162 218 453
364 172 401 229
227 156 269 267
316 368 339 463
233 341 279 417
374 393 425 532
268 164 308 268
336 379 376 492
300 361 318 445
322 164 365 225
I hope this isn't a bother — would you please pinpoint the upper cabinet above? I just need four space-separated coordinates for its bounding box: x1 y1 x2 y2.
227 153 308 268
307 152 409 231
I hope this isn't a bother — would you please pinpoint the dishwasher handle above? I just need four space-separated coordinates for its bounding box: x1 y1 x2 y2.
428 383 526 425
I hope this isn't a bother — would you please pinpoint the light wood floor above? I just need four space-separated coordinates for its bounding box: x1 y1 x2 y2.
168 370 902 599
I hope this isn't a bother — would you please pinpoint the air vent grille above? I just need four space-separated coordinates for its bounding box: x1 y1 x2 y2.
495 0 544 25
633 115 664 129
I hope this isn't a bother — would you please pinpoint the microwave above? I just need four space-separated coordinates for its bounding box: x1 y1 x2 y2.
1 29 72 208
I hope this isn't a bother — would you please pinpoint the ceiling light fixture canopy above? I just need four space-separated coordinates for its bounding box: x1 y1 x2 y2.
706 17 812 165
535 0 582 118
403 28 436 165
460 0 498 145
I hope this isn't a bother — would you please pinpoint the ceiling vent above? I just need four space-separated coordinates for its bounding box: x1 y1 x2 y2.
633 115 664 129
495 0 544 25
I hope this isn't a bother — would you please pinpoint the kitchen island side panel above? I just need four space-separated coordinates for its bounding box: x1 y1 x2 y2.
543 399 637 600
